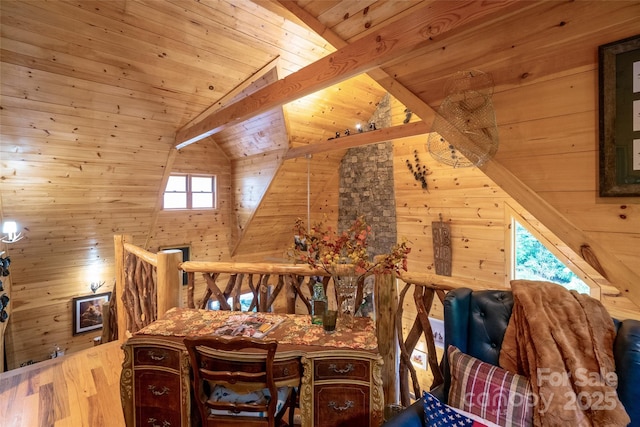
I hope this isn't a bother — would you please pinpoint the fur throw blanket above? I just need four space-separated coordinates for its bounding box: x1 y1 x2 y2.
499 280 629 426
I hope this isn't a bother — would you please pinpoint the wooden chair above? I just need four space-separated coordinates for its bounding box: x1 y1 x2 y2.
184 335 296 427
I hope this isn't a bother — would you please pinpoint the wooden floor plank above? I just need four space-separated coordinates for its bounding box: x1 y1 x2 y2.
21 393 39 427
38 382 55 427
0 374 20 417
0 341 125 427
54 417 74 427
52 359 70 422
89 366 116 427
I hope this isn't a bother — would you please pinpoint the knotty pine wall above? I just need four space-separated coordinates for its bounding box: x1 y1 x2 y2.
389 5 639 318
383 1 640 298
231 149 285 249
3 140 235 368
0 0 336 370
146 141 233 260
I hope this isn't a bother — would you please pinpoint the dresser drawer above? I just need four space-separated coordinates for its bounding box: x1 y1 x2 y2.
134 346 181 369
199 354 302 386
314 383 370 426
313 358 370 382
274 358 302 384
134 370 182 412
136 405 181 427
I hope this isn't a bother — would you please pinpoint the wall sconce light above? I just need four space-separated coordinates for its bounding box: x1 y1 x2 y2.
1 221 23 244
90 281 105 293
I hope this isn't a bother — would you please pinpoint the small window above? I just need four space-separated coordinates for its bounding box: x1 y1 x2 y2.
163 174 216 210
513 221 590 294
506 204 595 295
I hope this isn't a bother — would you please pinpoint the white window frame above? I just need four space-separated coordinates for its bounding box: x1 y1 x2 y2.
163 174 217 210
504 203 599 298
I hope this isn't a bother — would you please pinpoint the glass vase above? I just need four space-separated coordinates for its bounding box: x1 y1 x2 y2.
333 274 358 329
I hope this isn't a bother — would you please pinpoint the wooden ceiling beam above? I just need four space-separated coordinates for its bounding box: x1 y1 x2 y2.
271 0 437 124
175 0 520 149
284 121 430 160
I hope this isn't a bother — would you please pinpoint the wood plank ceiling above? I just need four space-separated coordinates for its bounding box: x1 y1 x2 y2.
2 0 639 290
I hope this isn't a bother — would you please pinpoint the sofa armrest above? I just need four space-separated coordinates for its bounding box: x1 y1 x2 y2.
429 384 447 402
382 400 424 427
614 319 640 426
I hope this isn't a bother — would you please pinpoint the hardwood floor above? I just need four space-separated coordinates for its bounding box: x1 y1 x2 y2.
0 341 125 427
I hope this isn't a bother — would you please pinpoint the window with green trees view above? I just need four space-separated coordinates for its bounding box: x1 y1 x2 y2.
514 221 590 294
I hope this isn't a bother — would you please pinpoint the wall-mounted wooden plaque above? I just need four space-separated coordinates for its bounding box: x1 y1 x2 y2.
432 217 452 276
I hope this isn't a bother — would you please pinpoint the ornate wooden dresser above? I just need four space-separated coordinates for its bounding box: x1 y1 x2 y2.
120 308 384 427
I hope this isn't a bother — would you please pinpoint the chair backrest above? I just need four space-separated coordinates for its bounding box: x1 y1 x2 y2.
440 288 514 402
183 335 281 427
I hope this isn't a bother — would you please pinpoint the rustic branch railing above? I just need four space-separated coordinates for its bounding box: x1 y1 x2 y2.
114 235 499 408
122 248 157 333
179 261 329 312
114 234 330 339
395 273 497 406
114 235 182 339
101 291 118 344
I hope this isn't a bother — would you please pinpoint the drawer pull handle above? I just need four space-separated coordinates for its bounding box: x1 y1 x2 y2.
148 350 167 361
148 385 170 396
146 417 171 426
329 363 354 374
328 400 354 412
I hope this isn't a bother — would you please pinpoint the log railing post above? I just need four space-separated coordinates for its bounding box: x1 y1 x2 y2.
375 255 398 407
156 249 183 318
285 274 297 313
114 234 132 341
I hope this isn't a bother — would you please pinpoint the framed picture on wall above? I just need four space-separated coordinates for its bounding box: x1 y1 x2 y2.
598 34 640 196
72 292 111 335
429 317 445 349
410 348 427 370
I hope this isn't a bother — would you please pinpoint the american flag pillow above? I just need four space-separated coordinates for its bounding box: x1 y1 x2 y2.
447 346 533 427
423 392 493 426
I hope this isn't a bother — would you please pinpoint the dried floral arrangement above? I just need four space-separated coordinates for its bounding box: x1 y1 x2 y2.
290 215 411 276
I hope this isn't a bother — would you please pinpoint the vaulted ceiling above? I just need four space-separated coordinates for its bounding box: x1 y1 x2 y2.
2 0 492 265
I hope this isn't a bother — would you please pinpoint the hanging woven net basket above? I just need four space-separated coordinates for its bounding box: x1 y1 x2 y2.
427 70 499 168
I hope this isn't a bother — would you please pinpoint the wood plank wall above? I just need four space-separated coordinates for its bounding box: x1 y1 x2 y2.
383 1 640 285
387 2 640 326
231 149 285 249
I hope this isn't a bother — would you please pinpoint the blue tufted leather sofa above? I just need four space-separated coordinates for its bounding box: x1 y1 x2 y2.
383 288 640 427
